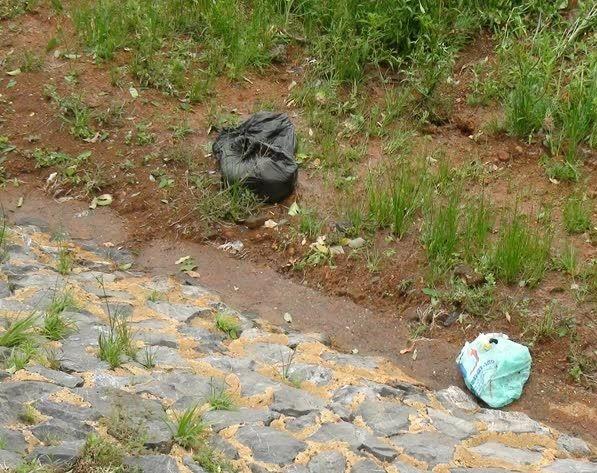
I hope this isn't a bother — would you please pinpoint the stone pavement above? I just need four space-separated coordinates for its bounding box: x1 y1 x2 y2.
0 223 595 472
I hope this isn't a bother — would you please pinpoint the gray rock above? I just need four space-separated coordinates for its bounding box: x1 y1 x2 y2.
0 449 22 470
0 281 12 298
34 399 100 423
427 408 477 440
390 432 458 467
449 469 512 473
236 371 282 397
147 300 207 323
201 355 256 373
136 331 179 349
271 386 325 417
435 386 479 412
284 466 309 473
60 343 107 373
287 332 331 349
181 284 211 298
542 459 597 473
285 412 319 433
144 420 174 453
83 283 133 300
557 434 591 457
0 427 27 453
468 442 542 466
210 436 239 460
392 459 427 472
331 385 377 407
0 381 60 404
72 271 117 284
11 273 66 290
103 302 134 318
476 409 549 435
309 422 397 461
31 418 92 443
352 459 386 472
322 352 379 370
28 440 84 467
124 454 180 473
236 426 306 465
183 456 207 473
133 319 168 331
245 342 293 365
203 408 279 432
134 372 220 401
356 400 414 437
328 402 353 421
307 451 346 473
27 365 84 388
287 363 333 386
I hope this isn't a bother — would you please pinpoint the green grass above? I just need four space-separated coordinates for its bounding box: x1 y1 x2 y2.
193 444 237 473
214 312 240 340
563 194 592 235
556 243 582 278
44 86 96 141
105 408 148 454
73 434 131 473
422 192 460 270
298 208 323 240
0 313 38 348
6 341 37 373
42 291 77 341
169 405 206 450
207 382 235 411
491 212 552 287
139 346 157 369
98 301 137 369
19 404 41 425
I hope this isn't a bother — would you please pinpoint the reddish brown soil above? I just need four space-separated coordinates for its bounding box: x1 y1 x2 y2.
1 7 596 444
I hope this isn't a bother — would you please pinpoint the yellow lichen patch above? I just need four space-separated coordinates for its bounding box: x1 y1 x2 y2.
48 388 91 407
188 360 226 380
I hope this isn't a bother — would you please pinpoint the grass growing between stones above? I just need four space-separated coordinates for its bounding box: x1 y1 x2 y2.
193 444 237 473
105 409 148 455
0 313 38 348
41 291 78 341
73 434 133 473
98 313 137 369
214 312 240 340
19 404 41 425
207 382 235 411
169 405 206 450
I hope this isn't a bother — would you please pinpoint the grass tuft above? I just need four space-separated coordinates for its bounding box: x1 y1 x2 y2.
169 405 206 450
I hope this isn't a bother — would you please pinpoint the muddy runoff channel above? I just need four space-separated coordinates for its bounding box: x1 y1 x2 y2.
1 183 595 446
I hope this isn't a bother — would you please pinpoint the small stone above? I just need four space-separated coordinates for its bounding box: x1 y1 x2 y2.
243 215 268 229
287 363 333 386
271 386 325 417
0 450 22 469
147 300 206 323
427 408 477 439
307 451 346 473
352 459 386 473
136 331 179 349
0 427 27 453
28 441 84 467
348 237 366 249
27 365 84 388
286 332 331 349
236 371 282 397
210 436 239 460
202 408 279 432
475 409 549 435
236 426 306 465
542 459 597 473
390 432 458 466
322 352 379 370
435 386 478 412
202 355 256 373
31 418 92 443
124 454 180 473
244 342 293 365
468 442 542 466
557 434 591 457
356 400 414 437
284 412 319 433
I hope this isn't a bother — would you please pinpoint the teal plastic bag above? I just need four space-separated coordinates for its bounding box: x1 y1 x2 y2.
456 333 532 408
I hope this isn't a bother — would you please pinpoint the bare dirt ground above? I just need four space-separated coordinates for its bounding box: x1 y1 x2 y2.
1 7 596 445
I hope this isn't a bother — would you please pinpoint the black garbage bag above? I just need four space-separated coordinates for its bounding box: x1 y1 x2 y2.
212 111 298 203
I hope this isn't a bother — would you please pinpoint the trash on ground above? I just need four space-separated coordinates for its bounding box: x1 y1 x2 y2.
283 312 293 324
456 332 531 408
264 219 278 228
347 237 366 249
213 111 298 203
218 240 244 254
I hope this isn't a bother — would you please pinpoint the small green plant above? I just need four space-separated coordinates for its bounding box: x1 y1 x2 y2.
298 208 323 240
147 290 163 302
278 349 301 387
56 244 73 275
19 404 40 425
568 344 596 386
0 313 38 348
214 312 240 340
170 120 192 140
42 307 76 341
139 346 157 369
105 408 147 454
74 434 129 472
127 122 156 146
193 444 237 473
169 405 206 450
207 381 235 411
195 178 263 226
491 212 551 286
20 50 43 72
44 86 96 140
556 243 582 278
6 342 36 373
563 194 591 234
521 302 574 345
422 192 460 271
365 247 382 273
